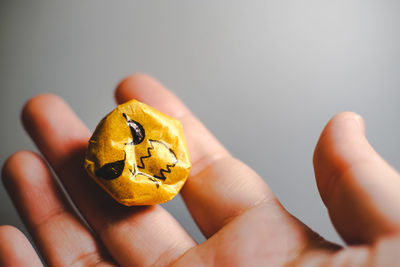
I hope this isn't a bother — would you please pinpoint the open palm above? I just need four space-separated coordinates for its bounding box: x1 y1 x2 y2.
2 74 400 266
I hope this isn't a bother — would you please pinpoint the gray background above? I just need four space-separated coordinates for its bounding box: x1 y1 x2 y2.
1 0 400 248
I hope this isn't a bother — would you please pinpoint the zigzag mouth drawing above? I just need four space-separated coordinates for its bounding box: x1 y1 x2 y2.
129 139 178 188
95 113 179 188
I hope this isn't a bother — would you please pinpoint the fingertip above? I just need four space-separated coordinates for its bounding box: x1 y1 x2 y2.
335 111 363 126
327 111 364 132
3 151 33 184
313 111 400 244
0 225 26 243
20 93 90 160
0 225 42 266
319 111 364 143
0 225 19 236
21 93 64 127
21 94 71 145
313 111 368 205
114 73 188 119
2 150 45 191
115 73 162 104
313 111 364 166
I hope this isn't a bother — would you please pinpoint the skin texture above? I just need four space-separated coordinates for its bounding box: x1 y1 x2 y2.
2 74 400 266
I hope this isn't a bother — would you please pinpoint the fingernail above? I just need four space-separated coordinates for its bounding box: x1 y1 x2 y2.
354 114 365 131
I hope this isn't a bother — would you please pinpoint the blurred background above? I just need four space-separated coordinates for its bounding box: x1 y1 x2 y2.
1 0 400 248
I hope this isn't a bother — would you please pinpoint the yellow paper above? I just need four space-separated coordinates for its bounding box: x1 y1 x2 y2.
84 99 191 206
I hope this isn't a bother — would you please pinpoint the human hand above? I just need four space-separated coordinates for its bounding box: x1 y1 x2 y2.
1 74 400 266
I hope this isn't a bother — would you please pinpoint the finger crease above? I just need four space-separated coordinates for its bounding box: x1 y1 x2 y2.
189 151 230 177
31 207 69 233
219 194 277 231
69 249 111 267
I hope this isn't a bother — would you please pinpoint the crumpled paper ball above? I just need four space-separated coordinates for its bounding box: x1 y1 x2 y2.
84 99 191 206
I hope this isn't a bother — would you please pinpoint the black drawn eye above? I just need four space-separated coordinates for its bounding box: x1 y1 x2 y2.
95 154 125 180
123 113 145 145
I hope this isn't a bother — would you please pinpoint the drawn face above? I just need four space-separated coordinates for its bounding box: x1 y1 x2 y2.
94 112 178 189
84 99 191 206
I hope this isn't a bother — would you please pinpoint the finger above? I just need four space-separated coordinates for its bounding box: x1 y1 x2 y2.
2 151 113 266
115 73 230 173
0 225 42 267
22 94 195 267
314 111 400 244
115 74 294 237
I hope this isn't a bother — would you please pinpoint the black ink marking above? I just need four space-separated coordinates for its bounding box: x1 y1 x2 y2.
123 113 145 145
137 139 178 181
129 168 160 188
148 177 160 188
96 153 126 180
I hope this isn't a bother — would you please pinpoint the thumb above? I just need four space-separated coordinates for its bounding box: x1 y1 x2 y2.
314 112 400 244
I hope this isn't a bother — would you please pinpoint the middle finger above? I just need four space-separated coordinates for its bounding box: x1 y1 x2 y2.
115 74 292 237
